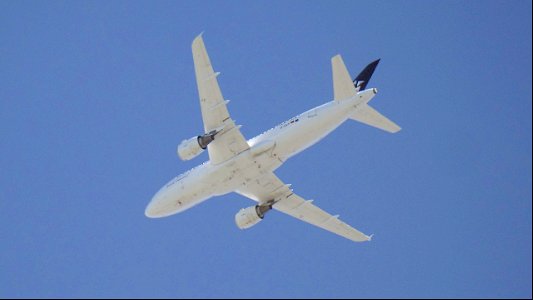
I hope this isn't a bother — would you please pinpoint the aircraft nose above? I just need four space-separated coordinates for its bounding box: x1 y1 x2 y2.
145 201 158 218
145 193 165 218
144 202 157 218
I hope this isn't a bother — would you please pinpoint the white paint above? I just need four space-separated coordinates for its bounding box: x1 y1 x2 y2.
145 35 400 242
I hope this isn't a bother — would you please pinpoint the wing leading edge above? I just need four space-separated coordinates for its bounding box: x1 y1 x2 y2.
191 34 249 164
236 172 372 242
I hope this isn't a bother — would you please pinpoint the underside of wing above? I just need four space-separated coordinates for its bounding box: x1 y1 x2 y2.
235 172 372 242
236 171 289 204
273 193 371 242
191 34 249 164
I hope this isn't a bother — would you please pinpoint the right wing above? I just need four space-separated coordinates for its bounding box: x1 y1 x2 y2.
192 34 249 164
236 172 372 242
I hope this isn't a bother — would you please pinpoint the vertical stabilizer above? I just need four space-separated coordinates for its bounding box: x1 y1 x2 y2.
353 59 380 91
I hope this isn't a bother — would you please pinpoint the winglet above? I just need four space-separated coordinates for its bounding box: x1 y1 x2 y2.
367 234 374 241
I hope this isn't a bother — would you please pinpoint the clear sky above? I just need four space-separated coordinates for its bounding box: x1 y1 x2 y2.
1 1 531 298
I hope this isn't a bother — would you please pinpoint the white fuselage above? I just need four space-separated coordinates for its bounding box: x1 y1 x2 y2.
145 89 377 218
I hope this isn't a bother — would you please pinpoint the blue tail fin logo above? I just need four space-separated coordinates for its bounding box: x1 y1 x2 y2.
353 59 380 91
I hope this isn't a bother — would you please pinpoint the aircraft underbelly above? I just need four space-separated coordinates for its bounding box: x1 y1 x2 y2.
275 104 350 160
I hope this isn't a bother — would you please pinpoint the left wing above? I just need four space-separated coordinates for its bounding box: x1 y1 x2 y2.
192 34 249 164
236 172 372 242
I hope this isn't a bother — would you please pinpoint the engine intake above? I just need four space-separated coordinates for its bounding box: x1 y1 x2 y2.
235 205 272 229
177 130 218 161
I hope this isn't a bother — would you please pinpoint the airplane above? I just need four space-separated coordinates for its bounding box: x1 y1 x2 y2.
145 34 401 242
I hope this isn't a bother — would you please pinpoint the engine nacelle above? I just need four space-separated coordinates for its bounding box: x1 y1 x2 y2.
235 205 272 229
176 131 218 161
177 136 204 161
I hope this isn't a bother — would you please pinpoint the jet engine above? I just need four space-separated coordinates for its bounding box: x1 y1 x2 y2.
235 205 272 229
177 131 218 161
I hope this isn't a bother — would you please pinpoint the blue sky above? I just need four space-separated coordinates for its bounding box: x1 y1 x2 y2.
1 1 531 298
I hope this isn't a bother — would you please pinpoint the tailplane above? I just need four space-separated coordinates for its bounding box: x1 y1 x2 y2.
332 56 382 100
351 58 400 133
332 55 358 101
332 55 400 133
350 104 401 133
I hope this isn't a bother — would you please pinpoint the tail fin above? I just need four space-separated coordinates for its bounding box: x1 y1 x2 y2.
353 59 380 92
332 55 357 101
332 56 400 133
350 104 401 133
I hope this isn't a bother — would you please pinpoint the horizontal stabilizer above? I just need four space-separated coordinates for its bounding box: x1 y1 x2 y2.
350 104 401 133
332 55 357 101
